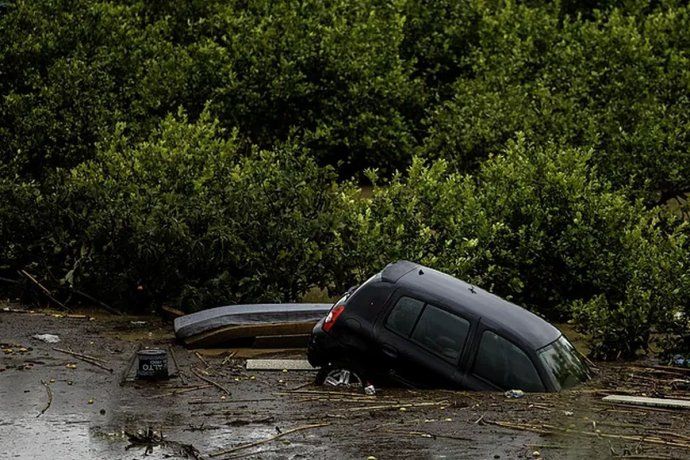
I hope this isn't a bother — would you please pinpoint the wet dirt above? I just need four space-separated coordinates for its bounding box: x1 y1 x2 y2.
1 305 689 459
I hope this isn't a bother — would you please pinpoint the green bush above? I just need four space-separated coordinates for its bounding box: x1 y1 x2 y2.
423 2 690 202
57 110 349 311
0 0 425 180
339 138 689 358
1 0 689 359
0 174 45 272
571 217 689 359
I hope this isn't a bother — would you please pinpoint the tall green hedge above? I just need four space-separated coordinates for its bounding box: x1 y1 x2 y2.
2 1 690 197
1 1 689 358
337 138 689 358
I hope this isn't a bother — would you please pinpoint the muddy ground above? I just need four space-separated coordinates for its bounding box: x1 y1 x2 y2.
1 305 690 460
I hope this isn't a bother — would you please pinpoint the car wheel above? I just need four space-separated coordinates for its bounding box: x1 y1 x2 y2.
316 364 364 389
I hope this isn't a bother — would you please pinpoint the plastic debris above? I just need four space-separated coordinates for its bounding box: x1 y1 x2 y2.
33 334 60 344
672 354 688 367
504 389 525 399
564 411 574 416
364 384 376 396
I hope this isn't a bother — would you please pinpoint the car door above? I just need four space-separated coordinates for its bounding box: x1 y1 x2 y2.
460 320 546 392
374 292 475 388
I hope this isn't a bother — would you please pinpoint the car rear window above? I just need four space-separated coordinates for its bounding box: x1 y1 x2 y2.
472 331 545 392
411 305 469 362
385 296 424 337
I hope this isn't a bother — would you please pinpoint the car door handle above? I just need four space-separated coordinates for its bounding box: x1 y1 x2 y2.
382 344 398 359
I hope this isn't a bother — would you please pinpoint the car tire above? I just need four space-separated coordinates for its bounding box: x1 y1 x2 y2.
316 362 365 389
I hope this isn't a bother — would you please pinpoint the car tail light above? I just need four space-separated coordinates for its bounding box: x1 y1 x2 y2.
323 304 345 332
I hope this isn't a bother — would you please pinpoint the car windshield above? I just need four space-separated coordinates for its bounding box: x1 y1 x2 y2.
538 336 590 390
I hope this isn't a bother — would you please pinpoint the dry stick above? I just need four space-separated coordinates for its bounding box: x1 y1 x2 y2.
221 352 237 366
340 401 448 412
274 391 379 399
52 347 113 373
0 276 20 285
195 352 210 368
52 347 107 363
19 269 70 311
610 456 674 460
381 428 473 442
69 287 123 316
168 346 187 385
286 389 377 397
191 368 231 396
189 397 277 405
287 382 312 392
148 384 212 399
37 380 53 417
490 420 690 449
209 422 330 457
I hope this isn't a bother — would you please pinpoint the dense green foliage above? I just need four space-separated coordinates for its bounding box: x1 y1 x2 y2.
339 140 689 358
62 112 348 310
1 1 689 358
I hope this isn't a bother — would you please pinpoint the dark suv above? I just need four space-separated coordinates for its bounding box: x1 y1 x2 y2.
308 261 589 392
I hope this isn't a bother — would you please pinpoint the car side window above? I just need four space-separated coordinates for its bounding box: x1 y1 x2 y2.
385 296 424 337
472 331 545 392
410 305 469 362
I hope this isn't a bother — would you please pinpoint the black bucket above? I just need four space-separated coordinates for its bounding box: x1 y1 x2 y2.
136 349 168 380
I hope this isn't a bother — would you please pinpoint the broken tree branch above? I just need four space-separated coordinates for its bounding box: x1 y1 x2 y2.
52 347 113 373
191 368 231 396
69 288 123 316
195 352 210 368
0 276 20 285
37 380 53 417
148 384 212 399
487 419 690 449
210 422 330 457
52 347 106 363
168 346 187 385
19 269 70 311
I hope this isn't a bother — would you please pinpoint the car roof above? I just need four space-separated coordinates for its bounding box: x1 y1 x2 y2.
383 261 561 350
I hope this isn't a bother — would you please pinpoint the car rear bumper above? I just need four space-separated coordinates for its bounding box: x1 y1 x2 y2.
307 318 346 367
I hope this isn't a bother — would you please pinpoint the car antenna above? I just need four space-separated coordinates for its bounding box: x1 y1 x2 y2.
418 269 424 275
469 284 476 294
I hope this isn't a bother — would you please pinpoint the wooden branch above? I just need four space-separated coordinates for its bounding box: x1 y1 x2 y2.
0 276 20 285
37 380 53 417
210 423 330 457
191 368 231 396
339 401 448 412
195 352 210 368
69 288 123 316
19 269 70 311
52 347 113 373
148 384 211 399
487 419 690 449
168 346 187 385
382 428 473 442
188 397 277 405
52 347 106 363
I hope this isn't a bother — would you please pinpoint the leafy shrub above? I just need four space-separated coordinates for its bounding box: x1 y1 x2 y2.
0 0 425 180
59 110 349 311
339 138 689 358
423 3 690 202
0 175 45 272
